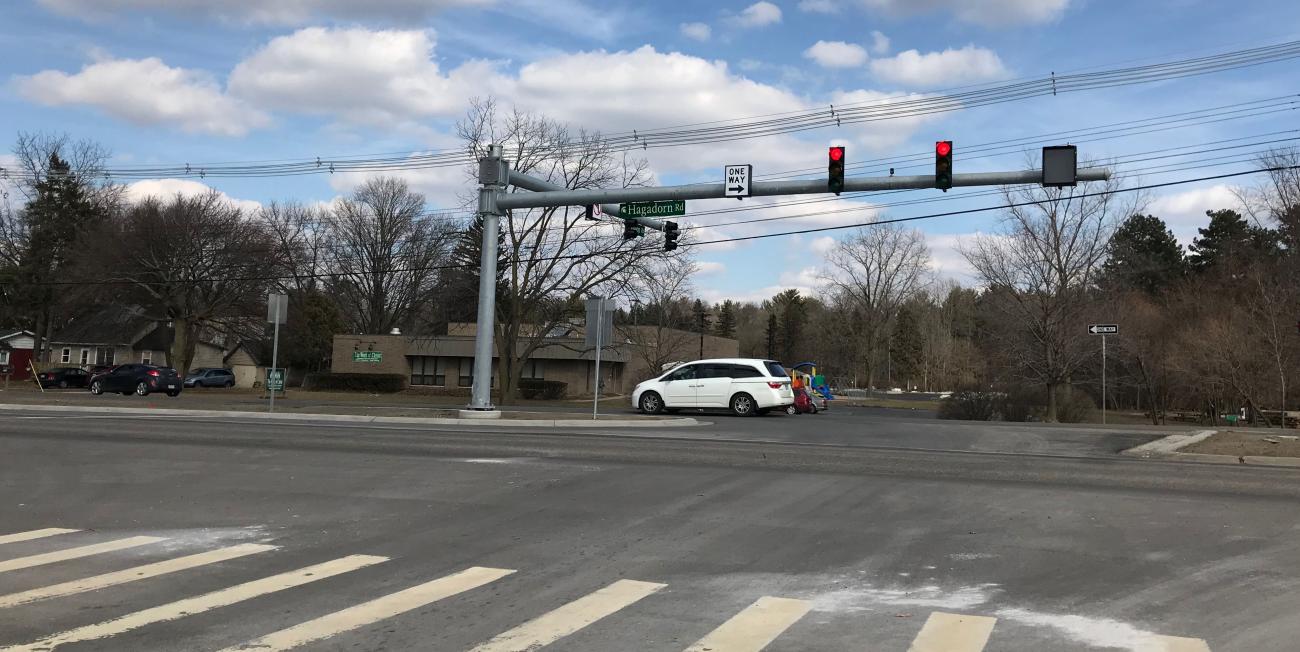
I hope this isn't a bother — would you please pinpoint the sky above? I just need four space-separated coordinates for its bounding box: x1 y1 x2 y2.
2 0 1298 304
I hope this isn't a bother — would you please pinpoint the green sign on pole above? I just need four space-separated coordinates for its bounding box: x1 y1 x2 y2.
352 351 383 363
266 368 285 392
619 200 686 218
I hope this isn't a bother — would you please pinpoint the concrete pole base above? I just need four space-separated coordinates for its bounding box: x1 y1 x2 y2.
457 409 502 420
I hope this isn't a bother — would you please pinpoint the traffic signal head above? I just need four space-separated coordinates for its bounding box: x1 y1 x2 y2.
664 220 680 251
584 205 596 221
828 146 845 195
935 140 953 191
622 219 644 240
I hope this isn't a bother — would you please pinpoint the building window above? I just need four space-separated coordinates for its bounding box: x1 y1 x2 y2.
141 350 152 365
458 357 474 387
61 348 71 364
0 351 9 365
80 349 89 366
409 356 442 386
96 347 115 366
434 357 450 387
521 359 545 380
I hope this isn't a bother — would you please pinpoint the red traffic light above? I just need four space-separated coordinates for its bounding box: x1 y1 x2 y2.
829 146 844 162
936 141 951 157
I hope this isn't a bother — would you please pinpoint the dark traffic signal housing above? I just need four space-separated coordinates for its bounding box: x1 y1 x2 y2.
622 219 644 240
828 146 845 195
663 220 680 251
935 140 953 191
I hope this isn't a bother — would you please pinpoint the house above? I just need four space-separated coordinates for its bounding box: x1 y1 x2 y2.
46 305 226 372
0 330 36 379
329 322 739 397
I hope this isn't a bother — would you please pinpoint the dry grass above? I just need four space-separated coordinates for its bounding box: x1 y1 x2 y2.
1183 431 1300 458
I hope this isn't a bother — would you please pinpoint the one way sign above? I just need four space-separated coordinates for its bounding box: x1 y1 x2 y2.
724 164 752 198
1088 324 1119 335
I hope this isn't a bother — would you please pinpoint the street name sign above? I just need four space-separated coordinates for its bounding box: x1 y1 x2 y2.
724 164 753 198
620 200 686 218
1088 324 1119 335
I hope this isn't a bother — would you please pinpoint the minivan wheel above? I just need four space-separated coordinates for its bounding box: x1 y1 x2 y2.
135 381 150 397
89 380 103 395
730 393 757 417
639 391 665 414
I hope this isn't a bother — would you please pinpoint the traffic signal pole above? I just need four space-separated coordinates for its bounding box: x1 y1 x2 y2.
464 144 1110 416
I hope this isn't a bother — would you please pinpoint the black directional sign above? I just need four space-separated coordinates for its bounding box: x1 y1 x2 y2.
724 164 752 198
1088 324 1119 335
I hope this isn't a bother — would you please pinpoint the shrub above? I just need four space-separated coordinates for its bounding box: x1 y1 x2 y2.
517 379 567 400
937 391 1006 421
303 372 406 393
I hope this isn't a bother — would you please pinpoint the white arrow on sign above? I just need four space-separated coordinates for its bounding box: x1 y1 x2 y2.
724 164 752 198
1088 324 1119 335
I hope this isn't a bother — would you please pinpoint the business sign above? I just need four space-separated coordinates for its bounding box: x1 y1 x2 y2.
266 368 285 391
352 351 383 363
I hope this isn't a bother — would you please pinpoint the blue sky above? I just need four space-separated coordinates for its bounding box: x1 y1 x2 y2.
2 0 1299 303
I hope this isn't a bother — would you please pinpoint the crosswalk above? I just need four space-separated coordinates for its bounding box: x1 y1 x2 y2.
0 526 1215 651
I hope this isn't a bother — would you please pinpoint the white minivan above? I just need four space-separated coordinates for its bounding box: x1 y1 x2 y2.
632 358 794 416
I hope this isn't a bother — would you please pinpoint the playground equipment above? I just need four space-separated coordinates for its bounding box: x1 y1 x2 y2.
790 362 834 402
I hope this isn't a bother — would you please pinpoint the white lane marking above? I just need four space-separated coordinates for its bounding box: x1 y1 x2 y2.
0 554 387 652
0 543 276 608
907 611 997 652
0 528 79 545
220 566 514 651
683 596 811 652
1142 635 1212 652
469 579 666 652
0 536 165 574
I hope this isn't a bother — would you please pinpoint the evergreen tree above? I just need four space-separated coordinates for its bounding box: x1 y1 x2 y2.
714 300 737 338
890 304 924 388
1189 209 1280 273
441 215 506 328
1101 213 1186 294
770 289 805 362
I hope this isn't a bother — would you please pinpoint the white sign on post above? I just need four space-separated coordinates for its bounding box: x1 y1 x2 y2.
724 164 752 198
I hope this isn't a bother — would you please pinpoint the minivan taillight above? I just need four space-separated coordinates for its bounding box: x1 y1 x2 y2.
148 370 160 377
768 382 784 389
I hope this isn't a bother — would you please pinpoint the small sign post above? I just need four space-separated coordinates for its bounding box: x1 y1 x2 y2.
585 297 614 420
1089 324 1119 424
267 293 288 412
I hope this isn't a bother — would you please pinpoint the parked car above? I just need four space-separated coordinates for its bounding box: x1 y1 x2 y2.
88 364 182 397
184 367 236 388
786 387 818 415
37 367 91 389
632 358 794 416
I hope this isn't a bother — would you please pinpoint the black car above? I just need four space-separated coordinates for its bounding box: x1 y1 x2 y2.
37 367 91 389
184 367 236 388
88 364 183 397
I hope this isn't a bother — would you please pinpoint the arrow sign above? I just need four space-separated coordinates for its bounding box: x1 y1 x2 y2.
1088 324 1119 335
724 164 752 198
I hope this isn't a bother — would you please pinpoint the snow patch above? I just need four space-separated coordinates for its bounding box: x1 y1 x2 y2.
813 583 998 612
996 608 1179 651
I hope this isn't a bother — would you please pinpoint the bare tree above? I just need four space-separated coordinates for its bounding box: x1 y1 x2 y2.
94 192 279 374
621 255 699 379
821 223 930 388
324 177 455 335
961 174 1135 421
458 99 665 403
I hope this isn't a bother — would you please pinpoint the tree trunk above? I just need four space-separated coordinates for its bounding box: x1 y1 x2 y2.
171 317 191 375
1045 381 1059 423
32 309 47 366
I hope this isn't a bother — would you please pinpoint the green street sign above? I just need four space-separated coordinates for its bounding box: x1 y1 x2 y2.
352 351 383 363
619 200 686 218
266 368 285 391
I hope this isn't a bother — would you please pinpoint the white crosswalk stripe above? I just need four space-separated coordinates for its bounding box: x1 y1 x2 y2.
907 611 997 652
683 596 811 652
0 543 276 608
468 578 666 652
0 554 388 652
0 535 164 574
0 528 79 546
219 566 514 651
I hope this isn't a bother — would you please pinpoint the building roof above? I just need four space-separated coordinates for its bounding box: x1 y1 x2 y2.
51 305 156 346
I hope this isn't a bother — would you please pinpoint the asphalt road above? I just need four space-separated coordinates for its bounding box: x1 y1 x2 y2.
2 411 1298 651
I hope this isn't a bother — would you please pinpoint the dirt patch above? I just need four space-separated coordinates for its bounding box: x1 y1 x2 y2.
1182 430 1300 458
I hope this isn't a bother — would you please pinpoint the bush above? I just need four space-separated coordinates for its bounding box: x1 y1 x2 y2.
517 379 567 400
303 372 406 393
937 391 1007 421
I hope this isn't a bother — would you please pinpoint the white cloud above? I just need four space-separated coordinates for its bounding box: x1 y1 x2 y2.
227 27 509 125
926 232 983 283
124 179 263 214
734 1 783 27
858 0 1071 27
1146 184 1243 248
15 57 270 137
798 0 839 12
869 30 891 55
696 261 726 276
804 41 869 68
810 235 838 255
870 45 1008 88
37 0 491 25
329 156 476 209
680 22 711 41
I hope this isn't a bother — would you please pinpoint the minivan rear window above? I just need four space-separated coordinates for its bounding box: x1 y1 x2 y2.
763 361 788 378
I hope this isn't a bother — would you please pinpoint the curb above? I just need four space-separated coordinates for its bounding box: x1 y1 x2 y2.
0 403 699 429
1121 430 1300 468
